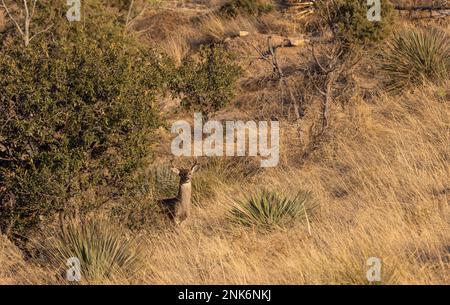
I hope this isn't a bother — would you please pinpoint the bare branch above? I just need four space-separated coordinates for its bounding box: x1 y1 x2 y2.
2 0 49 46
124 0 135 28
311 43 329 73
1 0 25 36
30 0 37 20
124 0 149 36
394 5 450 11
29 23 53 42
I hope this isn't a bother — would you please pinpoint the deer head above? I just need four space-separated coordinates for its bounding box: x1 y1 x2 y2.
170 160 200 184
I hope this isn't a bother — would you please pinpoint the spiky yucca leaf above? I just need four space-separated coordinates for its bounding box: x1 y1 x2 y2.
380 28 449 92
230 189 314 229
56 220 141 282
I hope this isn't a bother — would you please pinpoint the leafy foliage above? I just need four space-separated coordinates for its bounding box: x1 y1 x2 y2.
315 0 394 48
173 44 241 115
380 27 450 92
0 6 170 238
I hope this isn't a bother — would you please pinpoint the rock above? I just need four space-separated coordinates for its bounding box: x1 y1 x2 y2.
239 31 249 37
288 37 306 47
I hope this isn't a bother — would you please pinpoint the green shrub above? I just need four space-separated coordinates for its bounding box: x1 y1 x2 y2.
230 189 314 229
55 219 141 282
315 0 394 48
0 6 170 239
111 197 162 232
173 44 241 116
220 0 274 18
380 27 450 92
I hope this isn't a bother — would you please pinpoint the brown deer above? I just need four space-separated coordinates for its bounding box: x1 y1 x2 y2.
158 160 200 226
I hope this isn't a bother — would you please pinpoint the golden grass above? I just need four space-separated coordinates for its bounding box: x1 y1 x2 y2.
0 5 448 285
200 13 259 41
133 83 449 285
159 28 195 65
1 81 448 284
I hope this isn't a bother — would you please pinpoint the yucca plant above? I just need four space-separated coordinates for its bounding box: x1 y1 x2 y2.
230 189 314 229
380 28 450 92
55 219 141 282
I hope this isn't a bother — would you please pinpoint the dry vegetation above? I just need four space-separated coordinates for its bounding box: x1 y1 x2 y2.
0 0 449 284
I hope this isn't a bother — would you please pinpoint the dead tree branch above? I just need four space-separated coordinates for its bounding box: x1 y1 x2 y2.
0 0 52 47
394 5 450 11
123 0 149 36
246 37 302 122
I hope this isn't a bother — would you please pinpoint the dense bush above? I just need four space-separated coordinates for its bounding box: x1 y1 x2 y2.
315 0 394 48
380 27 450 92
173 44 241 116
0 7 169 239
220 0 274 18
230 189 314 229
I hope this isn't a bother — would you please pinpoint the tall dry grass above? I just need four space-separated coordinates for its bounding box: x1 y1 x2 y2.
0 3 448 285
133 82 449 284
1 81 447 284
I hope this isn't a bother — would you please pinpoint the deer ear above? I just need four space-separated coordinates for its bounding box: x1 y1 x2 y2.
171 167 180 175
190 164 200 174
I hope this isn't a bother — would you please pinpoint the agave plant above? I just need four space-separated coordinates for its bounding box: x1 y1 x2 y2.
380 27 449 92
230 189 314 229
55 219 141 282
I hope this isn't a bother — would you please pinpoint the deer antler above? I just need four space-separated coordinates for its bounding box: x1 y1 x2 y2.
191 159 199 170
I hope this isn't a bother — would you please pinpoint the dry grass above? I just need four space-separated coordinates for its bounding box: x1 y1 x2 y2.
134 82 449 284
159 28 195 65
1 81 448 284
0 4 449 285
200 13 259 41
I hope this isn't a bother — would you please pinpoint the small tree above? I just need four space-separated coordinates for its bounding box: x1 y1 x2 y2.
315 0 394 48
300 0 395 160
173 44 241 117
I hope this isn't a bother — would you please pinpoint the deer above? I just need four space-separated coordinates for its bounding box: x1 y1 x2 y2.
158 160 200 226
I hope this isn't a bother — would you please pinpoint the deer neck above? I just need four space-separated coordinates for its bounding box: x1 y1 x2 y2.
177 182 192 207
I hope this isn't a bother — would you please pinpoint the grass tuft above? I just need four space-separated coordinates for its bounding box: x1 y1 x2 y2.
55 220 141 282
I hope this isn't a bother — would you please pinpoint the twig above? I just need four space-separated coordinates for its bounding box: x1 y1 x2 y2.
1 0 25 36
394 5 450 11
123 0 149 36
29 23 53 42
